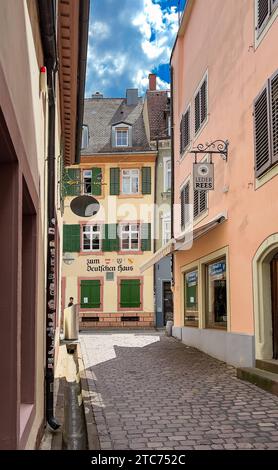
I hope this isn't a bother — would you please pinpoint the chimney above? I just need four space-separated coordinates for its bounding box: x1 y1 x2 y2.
148 73 156 91
92 92 103 99
126 88 138 106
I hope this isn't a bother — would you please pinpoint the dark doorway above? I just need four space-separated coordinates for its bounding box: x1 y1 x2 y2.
21 179 37 409
270 253 278 359
163 281 173 325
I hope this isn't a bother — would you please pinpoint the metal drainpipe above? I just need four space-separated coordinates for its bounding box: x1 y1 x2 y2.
170 66 175 286
45 65 60 431
37 0 60 429
153 138 159 327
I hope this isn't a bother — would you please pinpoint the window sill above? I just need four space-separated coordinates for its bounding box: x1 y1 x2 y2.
179 145 191 162
255 7 278 50
79 306 103 312
118 193 144 198
255 162 278 190
205 325 227 331
193 209 208 227
118 250 143 255
193 115 209 143
79 251 104 256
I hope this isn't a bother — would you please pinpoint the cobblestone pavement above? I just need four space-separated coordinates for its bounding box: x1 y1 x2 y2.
80 331 278 450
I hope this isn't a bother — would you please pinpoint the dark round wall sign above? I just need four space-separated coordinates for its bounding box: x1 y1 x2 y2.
70 195 100 217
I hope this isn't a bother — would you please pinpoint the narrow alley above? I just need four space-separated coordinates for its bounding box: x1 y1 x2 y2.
80 331 278 451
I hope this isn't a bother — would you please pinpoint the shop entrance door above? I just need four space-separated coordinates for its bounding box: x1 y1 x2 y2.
163 281 173 325
271 253 278 359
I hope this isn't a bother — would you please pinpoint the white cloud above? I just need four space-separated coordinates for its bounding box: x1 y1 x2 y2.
90 21 110 39
85 0 178 97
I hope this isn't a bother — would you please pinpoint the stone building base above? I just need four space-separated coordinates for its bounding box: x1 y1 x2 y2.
79 312 155 329
172 326 255 368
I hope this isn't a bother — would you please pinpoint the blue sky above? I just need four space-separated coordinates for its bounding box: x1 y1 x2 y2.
85 0 186 98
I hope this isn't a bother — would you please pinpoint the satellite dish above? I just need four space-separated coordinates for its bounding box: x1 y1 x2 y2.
70 195 100 217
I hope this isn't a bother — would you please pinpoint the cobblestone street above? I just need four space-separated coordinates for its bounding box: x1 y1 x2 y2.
80 331 278 450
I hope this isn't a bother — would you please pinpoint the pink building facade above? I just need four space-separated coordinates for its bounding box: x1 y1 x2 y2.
171 0 278 367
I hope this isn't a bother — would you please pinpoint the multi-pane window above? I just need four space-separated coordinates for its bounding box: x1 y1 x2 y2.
116 128 128 146
83 170 92 194
256 0 278 37
180 107 190 155
180 182 190 229
82 224 101 252
164 158 171 191
254 70 278 177
162 216 171 245
193 189 207 219
205 258 227 329
120 224 140 251
122 169 139 194
82 168 102 195
195 76 207 134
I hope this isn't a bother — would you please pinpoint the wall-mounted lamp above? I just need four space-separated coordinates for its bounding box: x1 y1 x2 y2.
63 252 75 265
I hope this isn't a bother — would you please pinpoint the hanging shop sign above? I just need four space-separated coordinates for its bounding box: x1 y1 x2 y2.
193 162 214 191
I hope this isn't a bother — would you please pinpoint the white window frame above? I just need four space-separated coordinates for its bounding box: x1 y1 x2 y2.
162 214 171 245
83 169 92 195
163 157 171 192
116 127 129 147
120 223 140 251
255 0 278 45
82 224 102 252
121 168 140 195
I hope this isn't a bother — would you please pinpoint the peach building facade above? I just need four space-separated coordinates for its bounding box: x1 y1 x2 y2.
171 0 278 366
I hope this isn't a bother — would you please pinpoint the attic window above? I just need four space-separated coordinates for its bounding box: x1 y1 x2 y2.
81 125 89 149
116 128 128 147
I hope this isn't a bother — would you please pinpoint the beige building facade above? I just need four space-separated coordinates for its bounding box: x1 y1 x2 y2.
62 92 156 328
171 0 278 368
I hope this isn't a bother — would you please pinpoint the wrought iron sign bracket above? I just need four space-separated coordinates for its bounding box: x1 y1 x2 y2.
190 139 229 162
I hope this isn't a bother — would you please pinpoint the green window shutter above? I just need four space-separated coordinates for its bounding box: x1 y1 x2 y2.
141 223 151 251
141 167 151 194
120 279 141 308
102 224 119 252
64 168 81 196
63 225 80 252
91 167 102 196
110 168 120 195
80 280 101 308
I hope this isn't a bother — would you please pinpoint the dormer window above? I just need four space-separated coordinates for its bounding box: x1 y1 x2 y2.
116 127 128 147
81 125 89 149
112 122 132 148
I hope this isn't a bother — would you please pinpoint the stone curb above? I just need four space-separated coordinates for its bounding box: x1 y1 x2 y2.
77 342 100 450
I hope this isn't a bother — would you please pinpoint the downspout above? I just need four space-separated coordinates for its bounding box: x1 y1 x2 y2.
170 66 175 286
38 0 60 430
45 68 60 430
153 138 158 326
